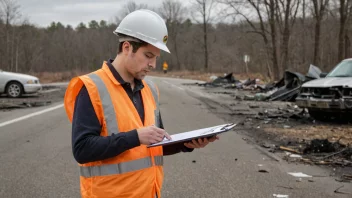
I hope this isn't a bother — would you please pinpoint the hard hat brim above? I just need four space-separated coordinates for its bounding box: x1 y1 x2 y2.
153 42 170 54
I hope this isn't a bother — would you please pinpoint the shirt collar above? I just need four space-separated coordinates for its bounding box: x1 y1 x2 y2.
106 59 144 89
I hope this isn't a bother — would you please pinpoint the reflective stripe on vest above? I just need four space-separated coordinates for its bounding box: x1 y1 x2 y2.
145 80 160 128
80 155 163 178
88 73 119 135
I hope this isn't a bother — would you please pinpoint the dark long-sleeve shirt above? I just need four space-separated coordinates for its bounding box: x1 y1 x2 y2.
72 60 193 164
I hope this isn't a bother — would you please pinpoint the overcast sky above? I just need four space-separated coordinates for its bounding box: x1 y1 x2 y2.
16 0 166 27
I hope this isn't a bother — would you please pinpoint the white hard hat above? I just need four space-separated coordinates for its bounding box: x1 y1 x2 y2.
114 9 170 53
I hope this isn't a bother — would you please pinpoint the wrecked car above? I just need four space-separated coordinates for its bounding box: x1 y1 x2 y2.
296 59 352 120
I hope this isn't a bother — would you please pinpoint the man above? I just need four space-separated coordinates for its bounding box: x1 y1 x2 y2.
64 9 218 198
163 61 168 74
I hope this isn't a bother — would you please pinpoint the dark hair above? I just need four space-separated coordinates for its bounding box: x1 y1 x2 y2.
117 34 148 54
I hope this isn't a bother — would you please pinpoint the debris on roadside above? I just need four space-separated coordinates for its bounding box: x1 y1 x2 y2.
0 100 52 110
334 185 351 195
22 101 52 107
183 63 350 124
336 174 352 183
277 185 294 190
285 152 302 159
273 194 289 198
257 164 269 173
195 73 240 87
256 64 322 102
343 174 352 180
258 169 269 173
303 139 342 154
185 64 323 102
288 172 312 178
0 102 26 109
280 146 302 154
261 143 272 149
181 68 352 173
0 85 65 111
279 139 352 167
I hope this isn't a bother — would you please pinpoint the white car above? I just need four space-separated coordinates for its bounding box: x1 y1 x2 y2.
0 69 42 98
296 58 352 119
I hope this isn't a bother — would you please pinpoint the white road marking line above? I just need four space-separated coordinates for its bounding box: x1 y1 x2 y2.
162 80 185 90
0 103 64 128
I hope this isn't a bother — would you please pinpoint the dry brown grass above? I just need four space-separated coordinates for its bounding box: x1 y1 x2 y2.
30 71 87 83
264 125 352 146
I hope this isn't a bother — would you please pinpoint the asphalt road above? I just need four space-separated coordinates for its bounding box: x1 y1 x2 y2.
0 77 351 198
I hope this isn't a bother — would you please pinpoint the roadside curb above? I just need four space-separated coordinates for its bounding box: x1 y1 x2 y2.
253 144 283 162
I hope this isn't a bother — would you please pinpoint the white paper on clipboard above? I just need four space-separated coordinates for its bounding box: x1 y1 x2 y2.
147 123 236 148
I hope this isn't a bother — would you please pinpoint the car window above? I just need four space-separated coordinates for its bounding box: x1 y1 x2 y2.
327 60 352 77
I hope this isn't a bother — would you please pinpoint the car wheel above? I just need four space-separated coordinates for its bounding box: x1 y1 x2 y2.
6 82 23 98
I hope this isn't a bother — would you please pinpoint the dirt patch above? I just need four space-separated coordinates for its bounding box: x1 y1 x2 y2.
263 126 352 147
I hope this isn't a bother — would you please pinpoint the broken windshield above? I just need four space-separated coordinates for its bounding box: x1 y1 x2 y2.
327 60 352 77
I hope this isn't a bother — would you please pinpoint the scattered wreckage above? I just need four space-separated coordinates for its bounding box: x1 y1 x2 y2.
191 65 322 102
191 59 352 120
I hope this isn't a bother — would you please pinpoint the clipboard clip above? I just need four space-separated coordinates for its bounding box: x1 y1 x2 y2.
202 123 236 135
219 123 236 131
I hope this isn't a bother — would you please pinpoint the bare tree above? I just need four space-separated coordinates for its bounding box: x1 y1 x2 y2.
219 0 282 79
117 1 148 22
159 0 185 22
337 0 352 61
0 0 20 71
158 0 186 70
344 0 352 58
192 0 217 71
275 0 300 72
311 0 330 66
0 0 20 26
266 0 281 79
300 0 307 65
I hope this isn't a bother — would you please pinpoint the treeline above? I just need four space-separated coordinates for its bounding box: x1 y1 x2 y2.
1 0 352 80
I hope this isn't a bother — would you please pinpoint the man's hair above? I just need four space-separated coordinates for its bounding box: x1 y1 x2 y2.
117 33 148 54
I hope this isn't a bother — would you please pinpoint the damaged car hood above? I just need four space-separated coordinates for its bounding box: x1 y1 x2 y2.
302 77 352 88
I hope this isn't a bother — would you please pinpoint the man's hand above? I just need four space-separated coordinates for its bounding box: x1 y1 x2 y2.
137 126 171 145
184 136 219 149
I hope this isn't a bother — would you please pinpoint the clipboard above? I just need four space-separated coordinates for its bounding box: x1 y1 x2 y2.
147 123 236 148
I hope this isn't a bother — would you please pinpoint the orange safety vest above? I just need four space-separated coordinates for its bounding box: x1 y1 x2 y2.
162 62 168 70
64 62 164 198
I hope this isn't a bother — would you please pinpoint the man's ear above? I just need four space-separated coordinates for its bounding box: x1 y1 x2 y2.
122 41 131 54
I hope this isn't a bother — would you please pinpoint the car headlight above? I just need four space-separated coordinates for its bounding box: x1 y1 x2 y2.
27 80 35 84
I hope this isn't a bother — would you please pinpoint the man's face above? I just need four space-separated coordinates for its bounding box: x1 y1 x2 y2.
124 42 160 80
